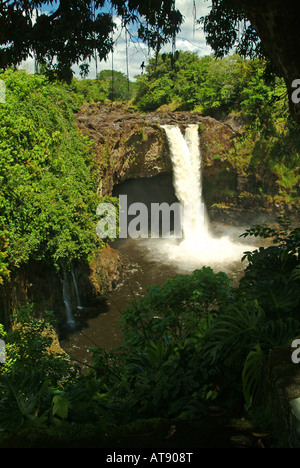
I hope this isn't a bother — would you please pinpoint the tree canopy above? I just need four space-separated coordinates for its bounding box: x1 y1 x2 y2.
0 0 299 121
200 0 300 123
0 70 104 289
0 0 182 82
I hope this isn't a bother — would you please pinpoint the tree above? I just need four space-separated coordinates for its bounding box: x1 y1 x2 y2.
0 70 102 288
200 0 300 123
134 51 283 120
97 70 135 101
0 0 182 82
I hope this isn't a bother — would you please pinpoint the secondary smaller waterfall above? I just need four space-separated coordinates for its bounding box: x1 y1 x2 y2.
71 264 84 310
63 270 76 328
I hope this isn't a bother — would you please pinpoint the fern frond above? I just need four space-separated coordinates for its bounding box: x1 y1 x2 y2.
0 369 49 431
201 302 265 366
291 265 300 282
242 344 264 409
260 317 300 350
201 302 300 369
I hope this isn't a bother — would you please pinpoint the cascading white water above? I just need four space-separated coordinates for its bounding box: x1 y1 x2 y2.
143 123 253 271
71 264 84 310
161 124 207 241
63 270 76 328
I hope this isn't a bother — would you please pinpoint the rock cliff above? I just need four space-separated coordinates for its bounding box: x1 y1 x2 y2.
76 102 239 207
76 102 295 226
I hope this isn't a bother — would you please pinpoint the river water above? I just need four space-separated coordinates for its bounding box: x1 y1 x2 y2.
60 221 257 370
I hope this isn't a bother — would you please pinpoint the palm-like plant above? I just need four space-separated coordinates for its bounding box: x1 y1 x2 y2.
0 369 50 431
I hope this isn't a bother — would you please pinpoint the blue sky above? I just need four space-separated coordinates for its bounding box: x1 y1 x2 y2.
21 0 213 80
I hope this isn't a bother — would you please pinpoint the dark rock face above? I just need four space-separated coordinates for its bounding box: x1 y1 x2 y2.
89 244 122 295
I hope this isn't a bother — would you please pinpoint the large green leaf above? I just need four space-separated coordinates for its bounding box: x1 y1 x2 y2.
201 301 265 366
242 344 264 409
201 302 300 367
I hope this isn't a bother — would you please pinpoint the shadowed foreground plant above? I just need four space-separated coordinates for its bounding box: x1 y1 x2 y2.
0 369 50 432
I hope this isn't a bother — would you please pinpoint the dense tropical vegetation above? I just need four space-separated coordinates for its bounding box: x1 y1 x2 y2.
0 67 136 324
134 51 300 206
72 70 137 102
0 69 122 324
0 72 99 285
0 221 299 446
134 52 283 117
0 53 299 446
1 1 300 124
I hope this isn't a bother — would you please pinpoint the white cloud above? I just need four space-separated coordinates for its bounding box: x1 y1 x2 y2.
91 0 213 80
168 0 213 54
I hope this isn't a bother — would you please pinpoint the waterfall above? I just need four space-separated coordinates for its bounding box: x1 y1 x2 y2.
149 123 253 271
71 264 84 310
63 270 76 328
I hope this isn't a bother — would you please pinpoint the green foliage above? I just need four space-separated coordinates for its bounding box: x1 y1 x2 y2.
97 70 137 101
86 335 215 423
71 71 137 103
116 337 210 420
242 344 264 409
120 267 232 347
0 222 299 440
0 1 183 82
71 78 108 103
0 70 103 286
0 369 50 432
52 394 72 420
134 52 286 120
201 301 299 367
1 305 75 384
240 221 300 318
134 52 213 112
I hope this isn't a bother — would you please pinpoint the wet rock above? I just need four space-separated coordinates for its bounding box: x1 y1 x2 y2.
89 244 122 295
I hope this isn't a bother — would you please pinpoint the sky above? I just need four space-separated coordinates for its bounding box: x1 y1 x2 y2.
21 0 213 80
